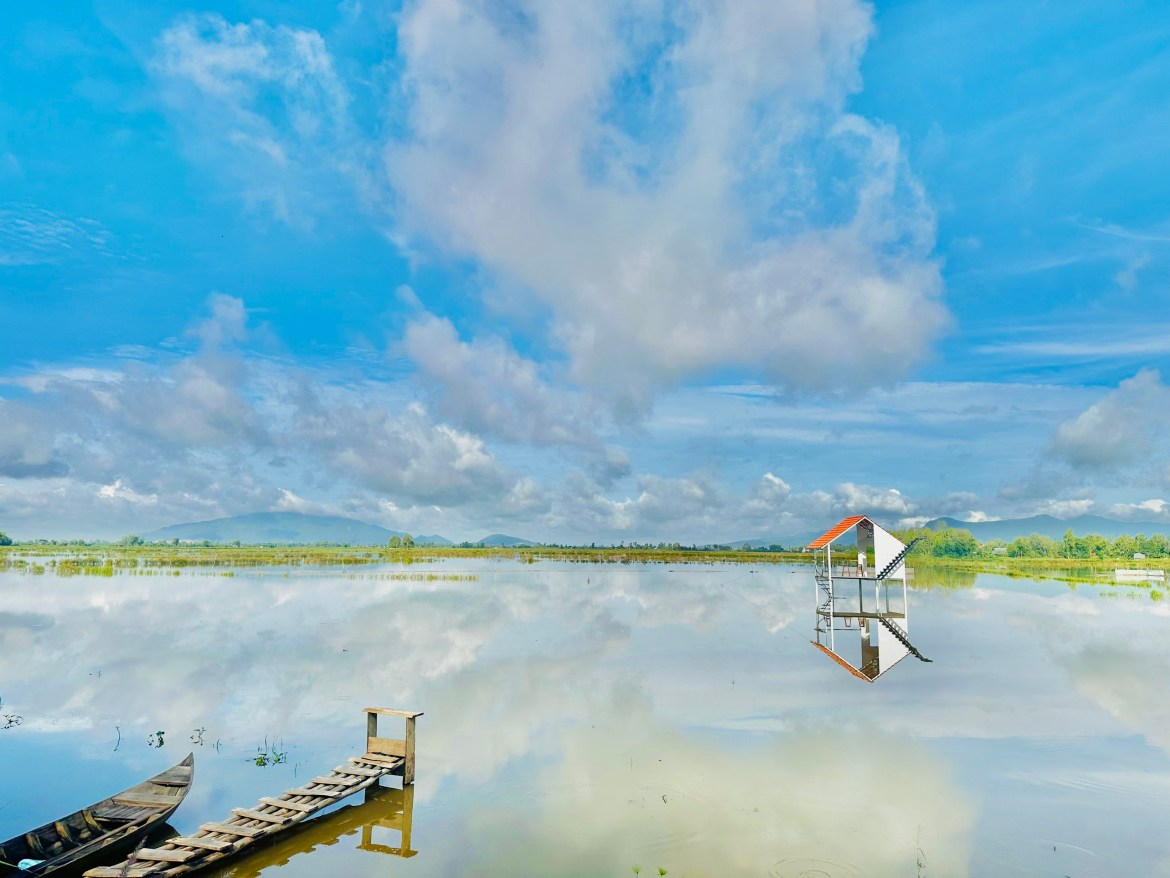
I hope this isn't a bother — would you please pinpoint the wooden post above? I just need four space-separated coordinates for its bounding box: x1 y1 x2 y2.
359 784 417 857
399 783 415 853
363 708 423 786
403 715 416 785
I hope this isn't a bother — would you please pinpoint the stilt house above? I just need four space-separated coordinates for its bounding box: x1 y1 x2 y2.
807 515 928 681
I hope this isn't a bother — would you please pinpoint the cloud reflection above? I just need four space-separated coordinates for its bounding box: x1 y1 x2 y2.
4 560 1170 874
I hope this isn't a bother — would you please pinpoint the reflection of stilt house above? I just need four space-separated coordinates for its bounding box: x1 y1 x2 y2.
808 515 929 681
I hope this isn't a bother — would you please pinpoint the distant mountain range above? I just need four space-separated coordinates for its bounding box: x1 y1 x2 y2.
141 512 544 548
719 535 818 550
142 512 453 546
137 510 1170 549
727 514 1170 550
921 514 1170 543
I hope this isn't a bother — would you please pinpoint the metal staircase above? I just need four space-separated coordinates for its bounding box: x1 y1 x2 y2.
877 615 932 663
814 550 835 651
876 537 923 581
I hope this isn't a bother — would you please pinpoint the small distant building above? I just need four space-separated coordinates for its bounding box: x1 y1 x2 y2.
1134 552 1146 560
807 515 930 682
992 546 1008 556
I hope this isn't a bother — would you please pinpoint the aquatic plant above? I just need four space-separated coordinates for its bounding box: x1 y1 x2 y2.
1 694 22 730
254 737 289 766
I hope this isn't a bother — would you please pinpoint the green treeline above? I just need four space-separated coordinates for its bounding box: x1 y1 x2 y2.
894 526 1170 560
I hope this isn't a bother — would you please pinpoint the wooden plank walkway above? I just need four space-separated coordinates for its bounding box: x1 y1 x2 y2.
84 708 421 878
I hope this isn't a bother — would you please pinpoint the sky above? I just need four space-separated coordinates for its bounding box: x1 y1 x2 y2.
2 0 1170 542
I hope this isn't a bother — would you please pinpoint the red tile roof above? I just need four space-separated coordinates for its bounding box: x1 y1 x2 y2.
807 515 868 549
811 642 874 682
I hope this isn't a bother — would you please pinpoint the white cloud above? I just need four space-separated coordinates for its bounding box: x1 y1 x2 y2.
106 357 268 448
537 472 934 544
965 510 1000 522
633 473 726 525
979 331 1170 359
1031 498 1096 518
0 294 523 537
297 398 514 505
389 0 948 404
0 204 111 266
159 0 953 409
583 445 631 487
1114 254 1149 293
146 2 954 439
741 471 792 521
833 481 913 515
153 14 377 227
1050 369 1170 469
1107 498 1170 521
403 313 599 447
188 292 250 348
497 477 550 518
990 369 1170 522
273 488 324 514
905 492 999 525
0 400 69 479
97 478 158 505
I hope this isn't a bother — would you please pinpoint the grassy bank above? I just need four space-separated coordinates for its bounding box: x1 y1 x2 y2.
2 544 1166 593
0 543 807 574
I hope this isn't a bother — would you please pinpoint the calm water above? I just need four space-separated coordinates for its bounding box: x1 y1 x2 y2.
1 559 1168 877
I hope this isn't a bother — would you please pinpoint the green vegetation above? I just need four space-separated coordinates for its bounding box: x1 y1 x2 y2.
253 738 289 766
0 541 807 575
0 531 11 546
895 525 1170 561
2 524 1168 586
887 523 1170 590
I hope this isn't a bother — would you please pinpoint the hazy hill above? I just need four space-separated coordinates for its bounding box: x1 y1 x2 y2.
142 512 452 546
473 533 537 547
731 534 822 549
923 514 1170 543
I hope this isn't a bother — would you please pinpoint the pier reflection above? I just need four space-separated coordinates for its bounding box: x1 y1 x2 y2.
210 784 415 877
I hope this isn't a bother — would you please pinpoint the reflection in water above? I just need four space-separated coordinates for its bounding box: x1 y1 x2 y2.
207 783 415 877
909 564 978 591
809 516 930 681
769 858 863 878
3 557 1170 875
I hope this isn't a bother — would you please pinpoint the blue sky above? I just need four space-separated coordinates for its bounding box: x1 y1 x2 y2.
2 0 1169 542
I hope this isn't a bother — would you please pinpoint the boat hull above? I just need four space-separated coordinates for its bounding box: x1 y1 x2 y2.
0 755 194 877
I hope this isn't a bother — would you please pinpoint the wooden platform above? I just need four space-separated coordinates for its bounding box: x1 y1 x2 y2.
84 709 421 878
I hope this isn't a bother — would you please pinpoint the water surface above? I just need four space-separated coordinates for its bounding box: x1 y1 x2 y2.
2 559 1168 876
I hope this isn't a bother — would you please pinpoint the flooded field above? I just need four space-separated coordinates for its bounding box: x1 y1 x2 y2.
2 558 1168 877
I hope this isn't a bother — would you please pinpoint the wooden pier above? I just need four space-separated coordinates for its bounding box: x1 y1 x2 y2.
84 708 421 878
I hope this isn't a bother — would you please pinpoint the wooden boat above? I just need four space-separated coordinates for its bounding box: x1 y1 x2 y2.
0 755 194 877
